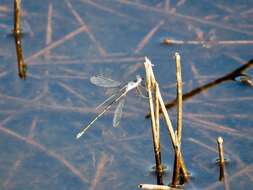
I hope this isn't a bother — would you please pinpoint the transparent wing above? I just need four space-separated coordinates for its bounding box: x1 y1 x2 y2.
113 98 125 128
90 75 121 88
136 85 148 99
96 92 118 110
96 85 128 110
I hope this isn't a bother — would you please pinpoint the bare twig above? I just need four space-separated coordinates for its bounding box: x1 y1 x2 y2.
13 0 27 79
172 53 184 186
139 184 182 190
13 0 21 35
163 38 253 45
90 153 110 190
171 134 181 187
217 137 225 181
45 3 53 58
175 52 183 146
144 60 163 182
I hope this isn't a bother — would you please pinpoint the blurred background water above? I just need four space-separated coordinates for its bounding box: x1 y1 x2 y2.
0 0 253 189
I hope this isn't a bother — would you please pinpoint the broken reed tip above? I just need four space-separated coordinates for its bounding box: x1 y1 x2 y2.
175 52 180 59
163 38 174 45
217 136 225 181
144 57 154 66
144 56 150 63
217 136 223 144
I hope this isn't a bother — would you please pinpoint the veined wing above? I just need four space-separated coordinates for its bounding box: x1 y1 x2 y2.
136 85 148 99
90 75 121 88
113 98 125 128
96 93 118 110
96 84 128 110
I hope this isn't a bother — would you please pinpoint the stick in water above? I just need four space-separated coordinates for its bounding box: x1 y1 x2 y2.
13 0 27 79
138 184 182 190
217 137 225 181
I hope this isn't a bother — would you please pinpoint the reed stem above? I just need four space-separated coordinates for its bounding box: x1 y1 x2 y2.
139 184 182 190
14 0 21 35
144 57 189 182
144 59 163 182
175 52 183 146
217 137 225 181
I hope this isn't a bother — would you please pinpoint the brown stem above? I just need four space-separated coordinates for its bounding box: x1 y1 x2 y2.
13 0 21 34
13 0 27 79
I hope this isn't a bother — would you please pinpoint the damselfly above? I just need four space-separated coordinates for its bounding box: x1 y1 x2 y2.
76 75 143 139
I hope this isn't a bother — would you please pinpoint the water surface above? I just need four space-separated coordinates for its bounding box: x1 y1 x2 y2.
0 0 253 189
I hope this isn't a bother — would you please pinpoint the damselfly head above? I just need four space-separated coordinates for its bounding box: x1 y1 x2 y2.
135 75 143 83
126 77 142 92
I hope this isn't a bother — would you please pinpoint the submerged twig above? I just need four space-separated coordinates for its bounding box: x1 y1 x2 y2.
45 3 53 59
163 38 253 45
90 154 110 190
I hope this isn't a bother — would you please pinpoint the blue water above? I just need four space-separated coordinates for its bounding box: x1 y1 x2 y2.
0 0 253 189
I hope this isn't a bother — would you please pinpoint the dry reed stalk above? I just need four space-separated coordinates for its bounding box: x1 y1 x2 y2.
175 52 183 146
163 38 253 45
154 82 163 174
171 133 181 187
217 137 225 181
13 0 27 79
144 57 189 182
139 184 182 190
172 53 183 186
144 59 163 176
13 0 21 34
155 83 160 142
